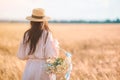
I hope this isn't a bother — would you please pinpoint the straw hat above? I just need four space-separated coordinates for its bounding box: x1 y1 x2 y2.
26 8 50 22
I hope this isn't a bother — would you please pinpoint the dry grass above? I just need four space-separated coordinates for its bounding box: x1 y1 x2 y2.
0 22 120 80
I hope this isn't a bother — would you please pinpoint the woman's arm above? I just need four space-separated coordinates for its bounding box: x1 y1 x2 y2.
44 32 59 59
16 39 28 60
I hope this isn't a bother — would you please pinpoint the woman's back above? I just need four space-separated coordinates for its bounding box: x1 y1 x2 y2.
17 30 59 80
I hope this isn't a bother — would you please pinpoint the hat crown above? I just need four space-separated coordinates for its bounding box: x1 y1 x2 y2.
32 8 45 17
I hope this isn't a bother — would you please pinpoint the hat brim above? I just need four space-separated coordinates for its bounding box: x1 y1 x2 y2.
26 16 51 22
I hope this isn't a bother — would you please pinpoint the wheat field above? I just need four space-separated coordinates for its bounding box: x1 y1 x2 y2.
0 22 120 80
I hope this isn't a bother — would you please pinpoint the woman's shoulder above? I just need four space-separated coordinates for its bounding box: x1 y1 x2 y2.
43 29 52 36
43 29 48 34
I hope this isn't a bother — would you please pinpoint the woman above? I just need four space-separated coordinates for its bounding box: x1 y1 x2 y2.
17 8 59 80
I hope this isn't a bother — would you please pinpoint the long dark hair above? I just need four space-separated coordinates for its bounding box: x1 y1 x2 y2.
23 21 50 55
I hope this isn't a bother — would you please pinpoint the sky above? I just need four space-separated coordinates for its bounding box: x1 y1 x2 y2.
0 0 120 21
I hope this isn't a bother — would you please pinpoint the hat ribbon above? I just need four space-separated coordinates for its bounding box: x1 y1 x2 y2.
32 15 44 19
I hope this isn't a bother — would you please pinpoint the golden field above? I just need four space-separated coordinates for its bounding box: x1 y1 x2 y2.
0 22 120 80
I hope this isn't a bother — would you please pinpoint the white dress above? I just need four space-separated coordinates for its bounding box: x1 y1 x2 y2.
16 30 59 80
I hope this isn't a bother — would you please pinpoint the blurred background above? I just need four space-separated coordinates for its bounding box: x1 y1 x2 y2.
0 0 120 22
0 0 120 80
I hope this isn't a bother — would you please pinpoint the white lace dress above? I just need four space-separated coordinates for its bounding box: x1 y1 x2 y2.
16 30 59 80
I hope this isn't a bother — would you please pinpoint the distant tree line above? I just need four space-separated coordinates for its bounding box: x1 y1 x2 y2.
49 18 120 23
0 18 120 23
